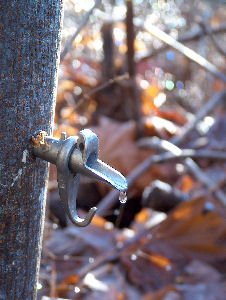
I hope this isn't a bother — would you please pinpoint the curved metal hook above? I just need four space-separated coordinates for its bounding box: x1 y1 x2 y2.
56 136 97 227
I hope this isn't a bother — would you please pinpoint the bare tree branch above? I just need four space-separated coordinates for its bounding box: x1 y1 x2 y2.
185 158 226 206
74 73 129 110
139 136 226 206
137 24 226 62
171 89 226 145
140 24 226 82
97 149 226 215
139 146 226 162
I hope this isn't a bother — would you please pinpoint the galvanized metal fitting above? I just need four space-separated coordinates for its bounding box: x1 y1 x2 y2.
32 129 127 227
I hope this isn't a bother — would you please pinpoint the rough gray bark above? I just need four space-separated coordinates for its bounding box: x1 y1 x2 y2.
0 1 64 299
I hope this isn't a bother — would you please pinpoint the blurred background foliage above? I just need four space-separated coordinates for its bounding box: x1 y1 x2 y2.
38 1 226 299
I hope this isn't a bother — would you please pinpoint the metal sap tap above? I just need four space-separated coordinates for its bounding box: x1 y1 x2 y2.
32 129 128 227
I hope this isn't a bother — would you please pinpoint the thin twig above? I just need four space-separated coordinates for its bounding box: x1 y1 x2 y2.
198 21 226 57
209 174 226 194
87 73 129 95
113 265 129 298
97 89 226 215
97 149 226 215
138 136 226 206
73 232 149 284
142 24 226 82
60 0 102 62
115 203 126 228
185 158 226 206
139 147 226 161
137 24 226 62
171 89 226 145
126 150 226 179
74 73 129 110
77 250 118 279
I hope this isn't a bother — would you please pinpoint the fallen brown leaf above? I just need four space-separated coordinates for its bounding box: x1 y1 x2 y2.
120 195 226 291
92 116 177 195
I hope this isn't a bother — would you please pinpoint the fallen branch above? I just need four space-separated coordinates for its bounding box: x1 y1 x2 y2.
141 24 226 82
60 0 102 62
97 148 226 215
77 250 118 279
140 147 226 161
97 90 226 215
137 24 226 62
185 158 226 206
139 136 226 206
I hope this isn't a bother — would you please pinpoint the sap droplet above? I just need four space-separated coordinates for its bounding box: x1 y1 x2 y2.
119 191 127 204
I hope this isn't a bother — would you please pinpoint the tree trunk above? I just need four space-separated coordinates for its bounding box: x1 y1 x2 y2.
0 1 64 299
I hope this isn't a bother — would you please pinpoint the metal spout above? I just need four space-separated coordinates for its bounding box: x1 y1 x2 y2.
79 159 127 192
32 131 128 192
32 129 128 226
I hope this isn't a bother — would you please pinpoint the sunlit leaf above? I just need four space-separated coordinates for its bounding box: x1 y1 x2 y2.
135 208 151 224
180 174 194 193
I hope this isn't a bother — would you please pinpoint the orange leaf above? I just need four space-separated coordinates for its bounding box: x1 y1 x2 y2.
141 285 181 300
145 85 160 99
135 208 151 224
53 124 78 138
180 174 194 193
64 274 80 285
56 274 80 297
141 84 161 115
92 215 108 228
117 292 126 300
148 253 172 270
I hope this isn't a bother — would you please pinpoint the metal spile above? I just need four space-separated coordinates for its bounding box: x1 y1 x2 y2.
32 129 128 227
